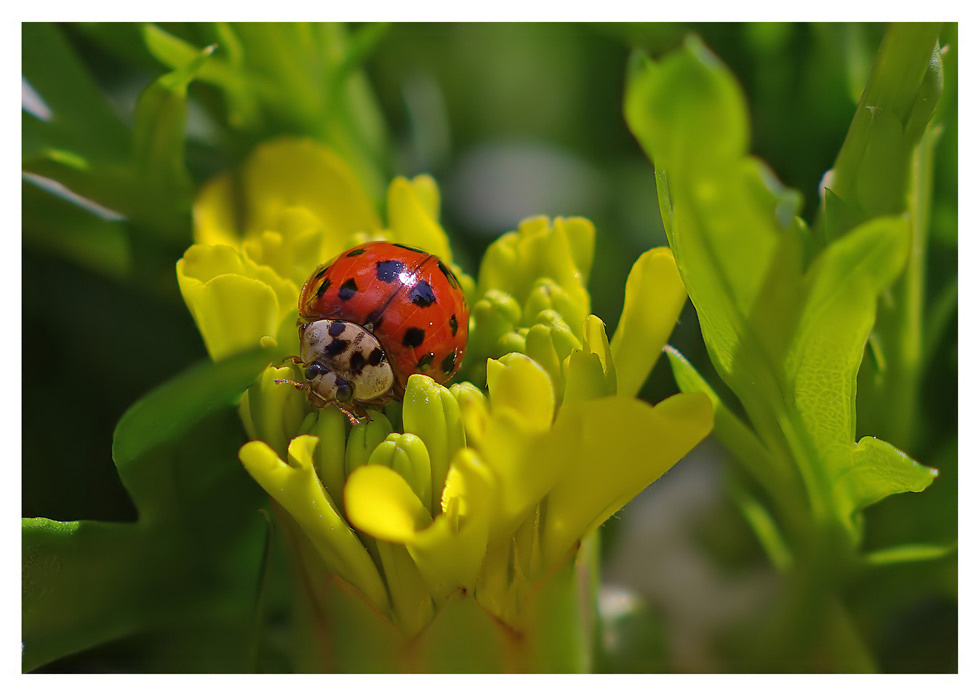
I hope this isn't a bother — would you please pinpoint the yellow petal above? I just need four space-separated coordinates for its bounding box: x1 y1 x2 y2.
409 449 495 597
192 173 239 246
386 175 452 262
486 353 555 430
611 247 688 397
344 464 433 544
583 314 616 394
176 244 298 361
556 216 596 280
540 393 713 568
408 174 441 221
479 410 563 542
239 438 389 611
178 264 279 361
242 138 380 241
561 351 609 405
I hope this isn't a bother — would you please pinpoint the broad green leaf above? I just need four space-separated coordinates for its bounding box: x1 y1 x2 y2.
23 519 177 672
24 407 269 672
786 216 910 456
626 42 807 428
112 347 277 520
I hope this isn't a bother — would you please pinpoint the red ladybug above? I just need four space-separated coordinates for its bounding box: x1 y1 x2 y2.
278 242 469 423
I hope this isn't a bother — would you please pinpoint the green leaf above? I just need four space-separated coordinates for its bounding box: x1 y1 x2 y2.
142 23 262 131
24 404 271 671
864 542 956 566
131 35 214 231
833 437 937 531
22 23 129 163
23 518 178 672
786 216 910 455
22 174 131 279
111 347 277 521
624 36 748 180
727 475 793 573
819 23 943 239
626 36 936 565
666 347 778 484
665 346 807 540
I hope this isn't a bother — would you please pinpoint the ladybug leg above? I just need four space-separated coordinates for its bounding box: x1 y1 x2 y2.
274 377 333 410
333 401 369 426
273 376 311 393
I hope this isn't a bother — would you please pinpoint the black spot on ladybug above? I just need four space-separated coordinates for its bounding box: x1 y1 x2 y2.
441 349 457 376
364 309 383 333
328 321 346 337
325 339 349 357
347 248 366 257
402 327 425 349
338 279 358 301
368 347 384 366
416 352 435 371
408 280 435 307
376 259 405 283
449 314 458 336
313 266 329 280
349 351 367 374
393 243 425 254
437 260 459 289
315 278 332 298
305 361 330 380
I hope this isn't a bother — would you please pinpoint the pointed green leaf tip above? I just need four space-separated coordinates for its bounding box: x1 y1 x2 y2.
625 35 748 178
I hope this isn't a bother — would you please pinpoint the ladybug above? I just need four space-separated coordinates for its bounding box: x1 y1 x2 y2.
277 241 469 423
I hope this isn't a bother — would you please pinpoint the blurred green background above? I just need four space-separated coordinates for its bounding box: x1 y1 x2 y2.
22 22 957 672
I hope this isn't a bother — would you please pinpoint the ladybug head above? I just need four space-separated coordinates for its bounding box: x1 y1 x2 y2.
298 319 396 411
